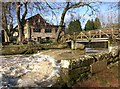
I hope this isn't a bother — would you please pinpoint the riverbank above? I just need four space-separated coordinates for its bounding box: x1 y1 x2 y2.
0 43 68 55
0 47 109 88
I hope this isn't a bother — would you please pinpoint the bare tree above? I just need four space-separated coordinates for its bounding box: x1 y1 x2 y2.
2 1 56 43
25 1 99 42
16 2 28 43
16 1 58 43
2 1 100 43
2 2 14 42
55 1 99 42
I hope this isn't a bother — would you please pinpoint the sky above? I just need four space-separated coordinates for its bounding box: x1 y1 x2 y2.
10 1 119 29
41 2 118 29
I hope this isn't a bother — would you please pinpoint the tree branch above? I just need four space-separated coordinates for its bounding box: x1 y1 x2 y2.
68 2 96 9
22 2 28 22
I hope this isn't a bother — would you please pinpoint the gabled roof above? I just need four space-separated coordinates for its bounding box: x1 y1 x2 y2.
14 14 65 30
14 14 49 29
26 14 51 26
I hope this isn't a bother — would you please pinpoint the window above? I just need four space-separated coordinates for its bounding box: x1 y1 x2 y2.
46 37 50 40
33 28 41 32
37 37 41 41
45 29 52 33
55 29 58 33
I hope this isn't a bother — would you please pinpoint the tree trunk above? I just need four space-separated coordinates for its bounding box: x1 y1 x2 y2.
56 3 69 42
2 3 11 42
56 2 96 42
16 2 28 44
16 2 23 43
21 2 28 39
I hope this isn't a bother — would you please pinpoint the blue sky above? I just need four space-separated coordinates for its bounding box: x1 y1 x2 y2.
41 2 118 29
12 2 118 29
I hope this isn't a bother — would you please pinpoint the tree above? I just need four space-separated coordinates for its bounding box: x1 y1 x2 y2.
2 2 58 43
2 1 99 43
67 20 82 34
94 17 101 29
56 1 98 42
91 19 95 30
84 18 101 31
16 2 28 43
2 2 28 43
84 19 94 31
2 2 15 42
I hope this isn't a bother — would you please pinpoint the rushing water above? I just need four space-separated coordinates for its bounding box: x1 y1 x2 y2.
0 53 61 88
0 48 108 88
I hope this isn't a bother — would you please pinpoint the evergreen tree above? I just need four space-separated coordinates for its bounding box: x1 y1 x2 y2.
94 17 101 29
91 19 95 30
84 20 94 31
67 20 82 34
84 18 101 31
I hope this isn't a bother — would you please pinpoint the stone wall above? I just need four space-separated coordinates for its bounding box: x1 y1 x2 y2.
57 46 120 87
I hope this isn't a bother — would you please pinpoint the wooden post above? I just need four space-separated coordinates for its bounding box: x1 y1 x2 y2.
80 32 83 39
108 34 116 51
88 31 91 38
71 40 75 50
99 30 101 38
111 28 114 38
73 32 76 41
95 31 98 38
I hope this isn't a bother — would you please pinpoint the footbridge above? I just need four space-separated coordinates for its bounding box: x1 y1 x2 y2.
65 28 120 48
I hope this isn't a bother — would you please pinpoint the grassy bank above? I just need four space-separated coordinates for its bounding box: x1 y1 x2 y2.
1 43 68 55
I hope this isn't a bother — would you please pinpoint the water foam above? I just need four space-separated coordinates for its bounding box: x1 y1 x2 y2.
1 53 61 87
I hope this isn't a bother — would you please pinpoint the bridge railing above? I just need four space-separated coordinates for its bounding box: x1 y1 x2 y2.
65 28 120 41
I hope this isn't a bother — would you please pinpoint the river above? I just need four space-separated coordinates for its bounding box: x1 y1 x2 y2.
0 53 61 88
0 48 108 88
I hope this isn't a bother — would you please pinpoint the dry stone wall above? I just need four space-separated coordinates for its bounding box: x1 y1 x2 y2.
59 46 120 86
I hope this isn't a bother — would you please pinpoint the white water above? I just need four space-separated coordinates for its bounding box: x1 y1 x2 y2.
0 48 109 88
0 53 61 88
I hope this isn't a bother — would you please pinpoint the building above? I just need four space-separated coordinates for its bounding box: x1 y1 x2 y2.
14 14 65 43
